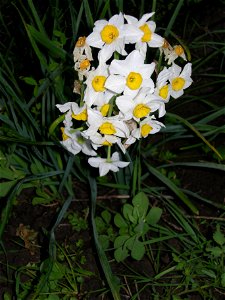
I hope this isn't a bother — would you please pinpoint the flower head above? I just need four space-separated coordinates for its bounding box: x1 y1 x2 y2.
86 13 142 62
168 63 192 99
125 13 164 57
88 151 129 176
105 50 155 98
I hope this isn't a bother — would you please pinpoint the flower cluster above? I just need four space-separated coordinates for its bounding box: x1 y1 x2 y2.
57 12 193 177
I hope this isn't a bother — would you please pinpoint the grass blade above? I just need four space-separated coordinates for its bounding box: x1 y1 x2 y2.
88 175 121 300
144 161 199 215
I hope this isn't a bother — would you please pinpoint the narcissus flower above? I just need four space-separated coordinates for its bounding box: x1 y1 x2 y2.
83 109 130 139
86 13 142 62
73 36 93 62
116 92 166 121
165 45 187 65
88 151 129 176
105 50 155 98
60 129 97 156
125 12 164 56
154 67 171 103
129 116 164 143
83 62 109 107
168 63 192 99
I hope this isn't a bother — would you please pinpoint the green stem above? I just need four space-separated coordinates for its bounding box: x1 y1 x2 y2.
107 145 112 161
48 114 65 136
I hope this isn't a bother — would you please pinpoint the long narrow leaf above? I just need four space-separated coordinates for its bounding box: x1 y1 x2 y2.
144 161 199 215
88 176 121 300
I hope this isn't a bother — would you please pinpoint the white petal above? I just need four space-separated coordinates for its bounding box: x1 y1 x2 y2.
138 13 155 25
56 102 73 112
105 75 126 93
124 14 138 24
86 32 104 48
88 156 105 168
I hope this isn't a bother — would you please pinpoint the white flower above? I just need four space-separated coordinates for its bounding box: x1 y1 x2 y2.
73 36 93 62
83 62 110 107
105 50 155 98
165 45 187 65
168 63 193 99
116 92 166 121
134 116 164 138
125 12 164 57
154 67 171 102
56 102 88 128
83 109 130 139
74 54 93 81
86 13 142 62
93 92 115 117
60 129 97 156
88 151 129 176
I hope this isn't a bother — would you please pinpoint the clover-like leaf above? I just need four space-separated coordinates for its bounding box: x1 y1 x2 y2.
114 246 129 262
114 213 128 229
213 225 225 246
132 192 149 218
146 207 162 225
101 210 111 224
131 239 145 260
114 235 129 249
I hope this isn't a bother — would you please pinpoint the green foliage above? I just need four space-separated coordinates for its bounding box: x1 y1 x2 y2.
95 210 116 250
67 211 88 232
113 192 162 261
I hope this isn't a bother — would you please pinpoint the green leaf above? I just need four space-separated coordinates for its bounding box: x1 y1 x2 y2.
221 273 225 287
114 246 128 262
20 76 37 85
0 180 18 197
146 207 163 225
99 235 110 250
95 216 107 233
131 239 145 260
206 246 223 257
101 210 111 224
213 225 225 246
201 269 216 279
114 235 129 248
124 236 136 251
114 213 128 229
145 161 199 214
123 203 133 221
132 192 149 218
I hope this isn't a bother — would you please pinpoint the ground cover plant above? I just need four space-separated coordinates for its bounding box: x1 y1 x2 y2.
0 0 225 299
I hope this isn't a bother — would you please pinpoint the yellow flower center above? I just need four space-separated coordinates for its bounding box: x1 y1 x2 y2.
133 104 151 119
172 77 185 91
92 76 107 92
139 24 152 42
163 39 169 49
174 45 184 56
100 104 110 117
75 36 86 47
141 124 153 137
159 85 169 99
79 59 90 70
101 25 119 44
72 109 87 121
102 140 112 146
99 122 116 135
126 72 143 90
61 127 69 141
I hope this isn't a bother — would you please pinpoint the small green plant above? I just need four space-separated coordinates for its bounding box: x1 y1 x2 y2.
113 191 162 261
67 210 88 232
95 209 116 250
